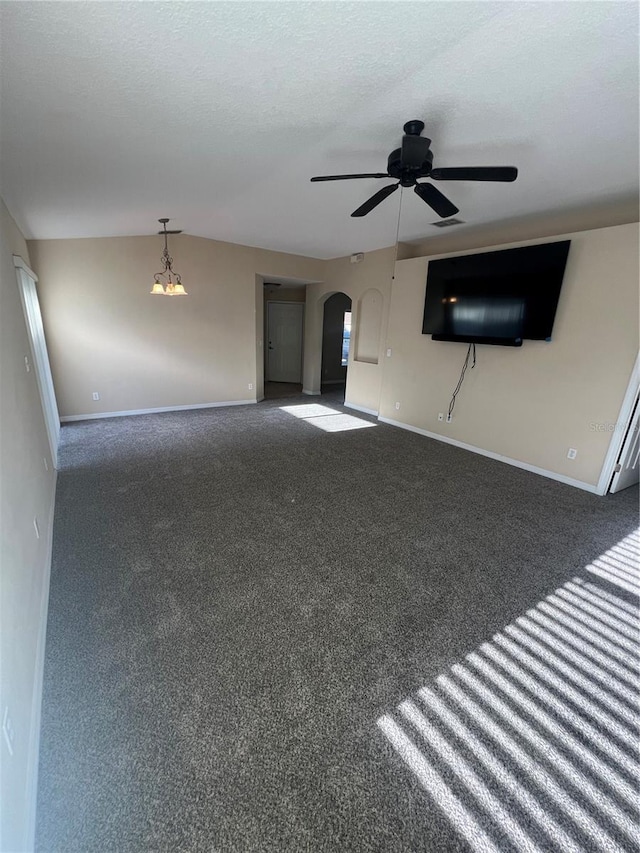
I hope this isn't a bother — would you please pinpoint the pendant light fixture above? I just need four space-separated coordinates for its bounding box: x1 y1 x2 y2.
150 218 187 295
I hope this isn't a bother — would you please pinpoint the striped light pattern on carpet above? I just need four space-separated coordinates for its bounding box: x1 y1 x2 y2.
378 528 640 853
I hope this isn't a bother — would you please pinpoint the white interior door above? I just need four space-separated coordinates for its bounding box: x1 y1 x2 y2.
14 256 60 468
267 302 304 382
609 392 639 493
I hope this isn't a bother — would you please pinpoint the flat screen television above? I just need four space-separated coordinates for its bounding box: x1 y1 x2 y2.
422 240 571 347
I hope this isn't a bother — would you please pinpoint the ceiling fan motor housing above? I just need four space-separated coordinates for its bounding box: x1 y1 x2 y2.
388 146 433 186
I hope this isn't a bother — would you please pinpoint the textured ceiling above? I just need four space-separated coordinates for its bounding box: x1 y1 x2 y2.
1 1 638 259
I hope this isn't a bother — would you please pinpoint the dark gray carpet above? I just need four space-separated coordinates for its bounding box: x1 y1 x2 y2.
36 397 639 852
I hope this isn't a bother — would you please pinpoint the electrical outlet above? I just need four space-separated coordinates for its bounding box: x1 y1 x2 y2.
438 413 444 422
446 414 453 423
567 448 577 460
24 356 30 373
43 457 49 472
386 348 392 358
2 707 14 757
395 402 400 410
92 392 100 401
248 383 253 390
33 517 40 539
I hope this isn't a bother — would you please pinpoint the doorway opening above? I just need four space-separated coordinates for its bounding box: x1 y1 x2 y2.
264 281 306 400
14 255 60 467
598 353 640 495
608 389 639 493
321 292 352 405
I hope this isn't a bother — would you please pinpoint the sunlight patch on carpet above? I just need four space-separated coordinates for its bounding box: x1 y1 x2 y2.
280 404 376 432
377 528 640 853
586 529 640 595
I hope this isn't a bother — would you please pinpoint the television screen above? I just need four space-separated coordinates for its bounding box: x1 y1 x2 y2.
422 241 571 346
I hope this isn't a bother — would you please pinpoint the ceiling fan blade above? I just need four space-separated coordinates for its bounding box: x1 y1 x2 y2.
401 134 430 169
351 183 399 217
430 166 518 182
310 173 390 182
414 183 459 218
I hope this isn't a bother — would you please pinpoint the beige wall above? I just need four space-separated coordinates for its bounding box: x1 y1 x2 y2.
26 220 639 487
28 236 324 418
0 199 56 851
30 231 395 418
402 196 639 260
303 246 396 412
380 223 639 487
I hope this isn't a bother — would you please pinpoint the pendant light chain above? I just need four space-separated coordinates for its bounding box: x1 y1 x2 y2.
391 186 404 281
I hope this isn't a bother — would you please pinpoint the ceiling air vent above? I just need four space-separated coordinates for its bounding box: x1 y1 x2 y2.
431 218 465 228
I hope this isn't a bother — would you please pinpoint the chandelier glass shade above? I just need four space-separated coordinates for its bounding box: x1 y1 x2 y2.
150 218 187 295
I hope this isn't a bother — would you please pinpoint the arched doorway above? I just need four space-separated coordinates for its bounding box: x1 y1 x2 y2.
321 292 352 404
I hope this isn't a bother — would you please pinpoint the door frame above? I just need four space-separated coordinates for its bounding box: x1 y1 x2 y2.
13 255 60 468
596 351 640 495
320 292 352 391
609 389 639 493
265 300 305 383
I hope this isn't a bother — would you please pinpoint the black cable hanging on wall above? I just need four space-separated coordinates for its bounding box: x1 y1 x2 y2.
448 343 476 420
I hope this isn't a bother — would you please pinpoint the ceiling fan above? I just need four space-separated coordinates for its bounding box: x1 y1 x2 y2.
310 120 518 219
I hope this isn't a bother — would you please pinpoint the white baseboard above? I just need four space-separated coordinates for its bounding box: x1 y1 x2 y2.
378 416 599 494
345 402 379 417
60 399 256 422
24 471 57 851
302 389 321 396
